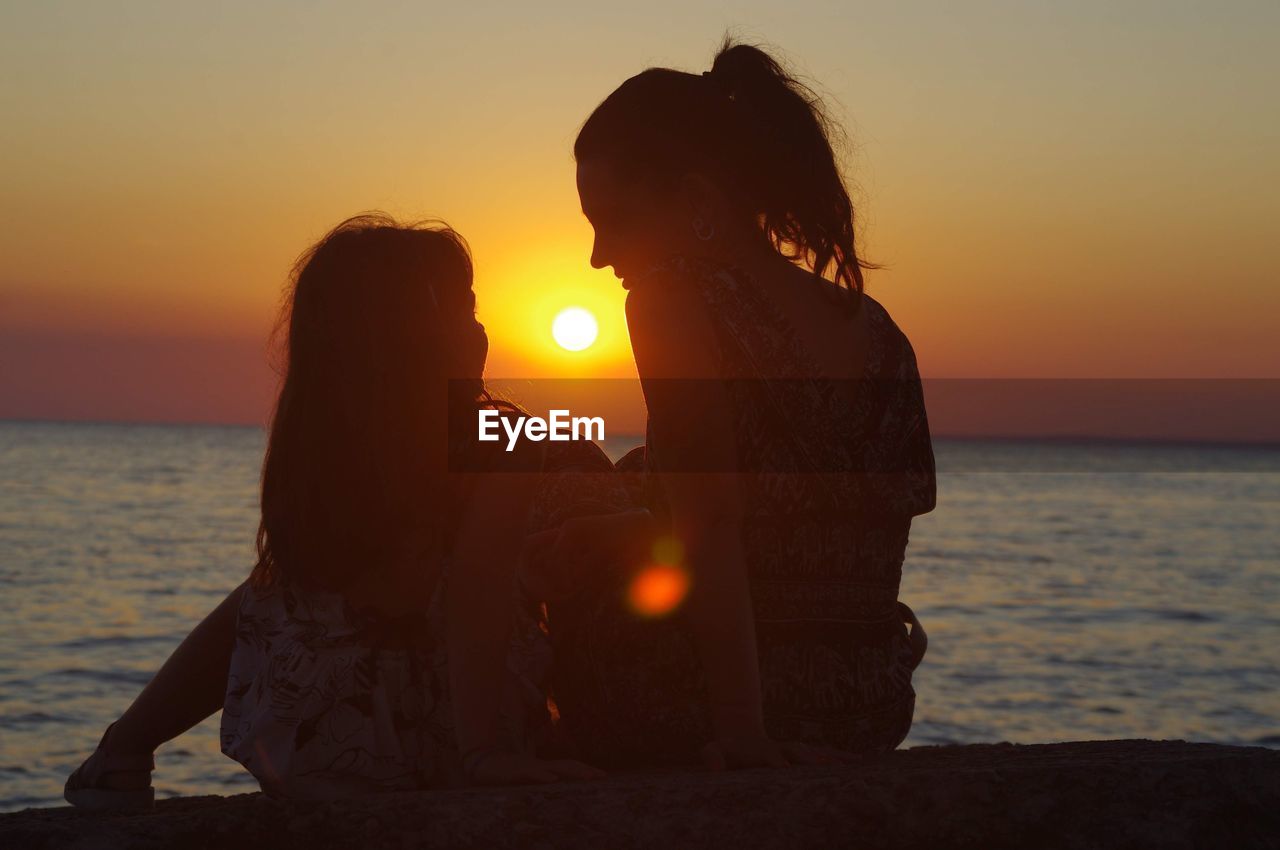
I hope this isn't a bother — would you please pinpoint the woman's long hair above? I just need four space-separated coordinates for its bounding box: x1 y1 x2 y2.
250 214 493 591
575 37 873 311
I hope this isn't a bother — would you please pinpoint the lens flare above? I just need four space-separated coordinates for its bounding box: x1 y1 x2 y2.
552 307 598 352
627 564 690 618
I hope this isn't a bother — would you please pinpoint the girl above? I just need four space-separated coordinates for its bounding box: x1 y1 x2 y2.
64 215 611 807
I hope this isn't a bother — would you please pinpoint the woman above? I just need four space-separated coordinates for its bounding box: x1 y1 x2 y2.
537 39 936 770
64 215 614 808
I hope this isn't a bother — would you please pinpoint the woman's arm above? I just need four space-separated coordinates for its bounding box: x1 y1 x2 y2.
624 278 765 742
627 277 850 768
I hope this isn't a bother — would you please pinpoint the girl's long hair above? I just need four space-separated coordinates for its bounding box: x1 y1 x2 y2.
575 37 874 311
250 214 494 591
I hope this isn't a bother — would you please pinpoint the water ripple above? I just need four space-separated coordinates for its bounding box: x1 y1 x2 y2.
1 421 1278 813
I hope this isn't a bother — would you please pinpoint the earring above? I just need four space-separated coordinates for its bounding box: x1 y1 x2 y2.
691 217 715 241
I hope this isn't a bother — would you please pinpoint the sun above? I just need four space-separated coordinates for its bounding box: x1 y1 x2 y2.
551 307 599 352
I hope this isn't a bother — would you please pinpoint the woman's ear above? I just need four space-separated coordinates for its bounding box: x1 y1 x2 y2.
678 172 726 228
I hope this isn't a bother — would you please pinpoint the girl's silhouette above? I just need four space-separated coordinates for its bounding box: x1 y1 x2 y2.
65 215 612 806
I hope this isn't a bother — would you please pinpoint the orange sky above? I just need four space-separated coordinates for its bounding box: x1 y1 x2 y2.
1 3 1277 432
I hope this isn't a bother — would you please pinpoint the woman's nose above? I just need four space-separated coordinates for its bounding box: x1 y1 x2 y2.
589 238 608 270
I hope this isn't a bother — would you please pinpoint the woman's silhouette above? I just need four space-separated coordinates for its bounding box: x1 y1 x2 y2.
538 39 936 769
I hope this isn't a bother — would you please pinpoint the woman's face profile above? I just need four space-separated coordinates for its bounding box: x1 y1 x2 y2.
577 158 691 287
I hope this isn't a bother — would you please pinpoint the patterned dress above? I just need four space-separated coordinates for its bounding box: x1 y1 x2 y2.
219 438 634 799
545 256 937 767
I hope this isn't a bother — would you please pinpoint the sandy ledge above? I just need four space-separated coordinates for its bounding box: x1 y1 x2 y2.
3 740 1277 849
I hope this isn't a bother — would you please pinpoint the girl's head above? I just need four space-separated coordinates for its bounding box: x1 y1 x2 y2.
575 38 870 307
252 214 488 590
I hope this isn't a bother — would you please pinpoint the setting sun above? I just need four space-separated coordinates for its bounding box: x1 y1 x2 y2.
552 307 599 352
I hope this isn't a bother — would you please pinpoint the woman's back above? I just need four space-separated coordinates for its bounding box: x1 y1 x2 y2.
733 258 872 385
640 255 936 748
637 254 934 518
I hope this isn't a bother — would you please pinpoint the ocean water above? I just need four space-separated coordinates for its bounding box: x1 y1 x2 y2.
1 420 1277 811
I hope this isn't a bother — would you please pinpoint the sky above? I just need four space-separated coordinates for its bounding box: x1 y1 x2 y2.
1 1 1277 433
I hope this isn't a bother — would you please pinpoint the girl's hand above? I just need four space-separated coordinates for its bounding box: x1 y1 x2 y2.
555 509 656 566
466 749 606 786
521 510 656 599
699 735 858 771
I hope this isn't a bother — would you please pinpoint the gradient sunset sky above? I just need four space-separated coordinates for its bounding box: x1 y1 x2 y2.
1 1 1277 429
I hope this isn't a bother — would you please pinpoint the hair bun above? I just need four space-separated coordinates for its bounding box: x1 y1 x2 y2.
575 37 873 307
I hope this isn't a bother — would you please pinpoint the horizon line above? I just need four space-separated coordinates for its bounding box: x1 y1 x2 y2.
4 416 1279 452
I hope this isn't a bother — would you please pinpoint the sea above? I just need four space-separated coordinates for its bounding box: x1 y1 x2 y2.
1 420 1277 811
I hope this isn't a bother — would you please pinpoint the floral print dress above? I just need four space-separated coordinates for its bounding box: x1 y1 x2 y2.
219 438 633 799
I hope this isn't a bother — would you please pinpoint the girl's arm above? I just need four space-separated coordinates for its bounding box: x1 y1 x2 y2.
521 508 656 601
446 437 604 784
70 579 245 780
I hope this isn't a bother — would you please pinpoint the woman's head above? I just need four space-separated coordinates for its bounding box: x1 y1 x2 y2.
252 214 488 590
575 39 870 306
